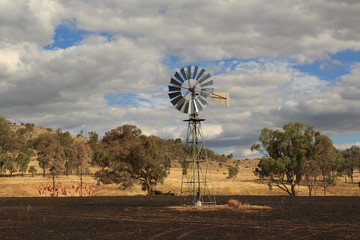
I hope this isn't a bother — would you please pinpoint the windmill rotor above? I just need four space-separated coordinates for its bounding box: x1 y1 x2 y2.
168 66 215 115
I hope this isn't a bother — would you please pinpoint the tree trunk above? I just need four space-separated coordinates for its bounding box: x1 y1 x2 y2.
43 168 45 177
290 183 296 196
52 175 55 197
323 176 326 196
80 173 83 197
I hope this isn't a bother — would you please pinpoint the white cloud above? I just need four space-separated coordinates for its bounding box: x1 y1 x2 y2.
2 0 360 158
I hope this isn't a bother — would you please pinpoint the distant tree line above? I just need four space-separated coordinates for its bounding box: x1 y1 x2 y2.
252 121 360 196
0 116 227 195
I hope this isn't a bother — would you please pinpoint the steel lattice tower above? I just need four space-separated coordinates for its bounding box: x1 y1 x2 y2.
180 113 216 205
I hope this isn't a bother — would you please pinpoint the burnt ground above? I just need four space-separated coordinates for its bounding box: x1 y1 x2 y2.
0 195 359 240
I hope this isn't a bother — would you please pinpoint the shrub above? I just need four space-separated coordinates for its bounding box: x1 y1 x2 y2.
227 165 239 179
228 199 243 208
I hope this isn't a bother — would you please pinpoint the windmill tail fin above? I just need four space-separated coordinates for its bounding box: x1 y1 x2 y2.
212 92 229 106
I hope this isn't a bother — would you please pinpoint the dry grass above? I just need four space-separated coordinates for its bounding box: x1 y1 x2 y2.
228 199 247 208
1 158 360 197
227 199 271 211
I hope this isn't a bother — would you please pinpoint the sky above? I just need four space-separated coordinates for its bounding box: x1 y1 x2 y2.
1 0 360 158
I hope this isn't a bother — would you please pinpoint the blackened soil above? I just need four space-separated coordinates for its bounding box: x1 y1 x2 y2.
0 195 359 239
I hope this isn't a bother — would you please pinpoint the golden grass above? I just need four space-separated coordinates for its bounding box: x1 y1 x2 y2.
227 199 271 211
1 158 360 197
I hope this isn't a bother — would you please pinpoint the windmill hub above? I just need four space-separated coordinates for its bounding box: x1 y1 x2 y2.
181 79 199 100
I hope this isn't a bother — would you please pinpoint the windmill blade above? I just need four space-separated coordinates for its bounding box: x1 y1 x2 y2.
195 98 203 111
200 80 213 88
196 68 205 80
168 86 181 92
197 95 208 106
198 73 211 84
200 92 210 98
201 88 214 93
193 66 199 79
168 91 181 99
183 100 189 114
171 95 183 106
170 78 182 86
174 72 184 83
175 98 186 111
187 66 192 79
180 68 188 81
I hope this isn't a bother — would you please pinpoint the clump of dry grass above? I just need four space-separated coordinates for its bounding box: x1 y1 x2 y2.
228 199 249 208
228 199 272 211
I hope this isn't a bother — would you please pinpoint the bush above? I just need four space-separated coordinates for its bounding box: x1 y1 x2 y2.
228 199 248 208
28 166 37 177
227 165 239 179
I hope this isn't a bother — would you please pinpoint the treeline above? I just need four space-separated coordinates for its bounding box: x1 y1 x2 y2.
0 116 227 194
252 121 360 196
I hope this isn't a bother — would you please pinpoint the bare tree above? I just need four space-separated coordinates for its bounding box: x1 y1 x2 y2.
71 142 92 196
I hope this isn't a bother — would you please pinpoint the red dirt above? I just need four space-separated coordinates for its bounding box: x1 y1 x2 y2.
0 195 359 239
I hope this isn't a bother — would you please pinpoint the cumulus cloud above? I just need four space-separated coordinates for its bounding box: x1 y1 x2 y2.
2 0 360 157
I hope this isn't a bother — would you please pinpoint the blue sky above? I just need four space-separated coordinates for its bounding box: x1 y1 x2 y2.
2 1 360 157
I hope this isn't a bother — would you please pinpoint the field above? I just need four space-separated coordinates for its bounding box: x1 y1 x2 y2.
1 158 360 197
0 195 360 239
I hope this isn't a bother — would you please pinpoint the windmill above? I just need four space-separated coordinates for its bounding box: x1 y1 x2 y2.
168 66 229 205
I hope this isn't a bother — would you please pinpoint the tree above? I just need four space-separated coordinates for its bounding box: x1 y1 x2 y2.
126 135 171 193
313 135 342 196
63 147 73 176
28 166 37 177
5 156 16 176
0 154 6 175
302 158 320 196
15 152 30 176
34 133 65 177
37 155 49 177
342 146 360 183
0 117 19 156
71 142 92 196
252 122 316 196
95 125 171 194
88 131 99 143
227 165 239 179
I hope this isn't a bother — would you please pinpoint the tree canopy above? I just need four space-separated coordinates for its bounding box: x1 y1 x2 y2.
95 125 171 194
252 121 343 196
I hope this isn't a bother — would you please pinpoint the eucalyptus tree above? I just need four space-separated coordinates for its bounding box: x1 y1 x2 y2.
95 125 171 194
342 146 360 183
71 142 92 196
251 122 315 196
34 133 65 177
313 135 343 196
15 152 30 176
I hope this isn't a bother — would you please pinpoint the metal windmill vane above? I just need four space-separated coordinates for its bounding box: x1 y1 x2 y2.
168 66 229 205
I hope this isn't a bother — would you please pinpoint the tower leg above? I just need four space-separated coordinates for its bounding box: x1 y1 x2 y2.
180 114 216 205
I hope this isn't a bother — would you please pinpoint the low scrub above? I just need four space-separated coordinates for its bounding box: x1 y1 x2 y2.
228 199 249 208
